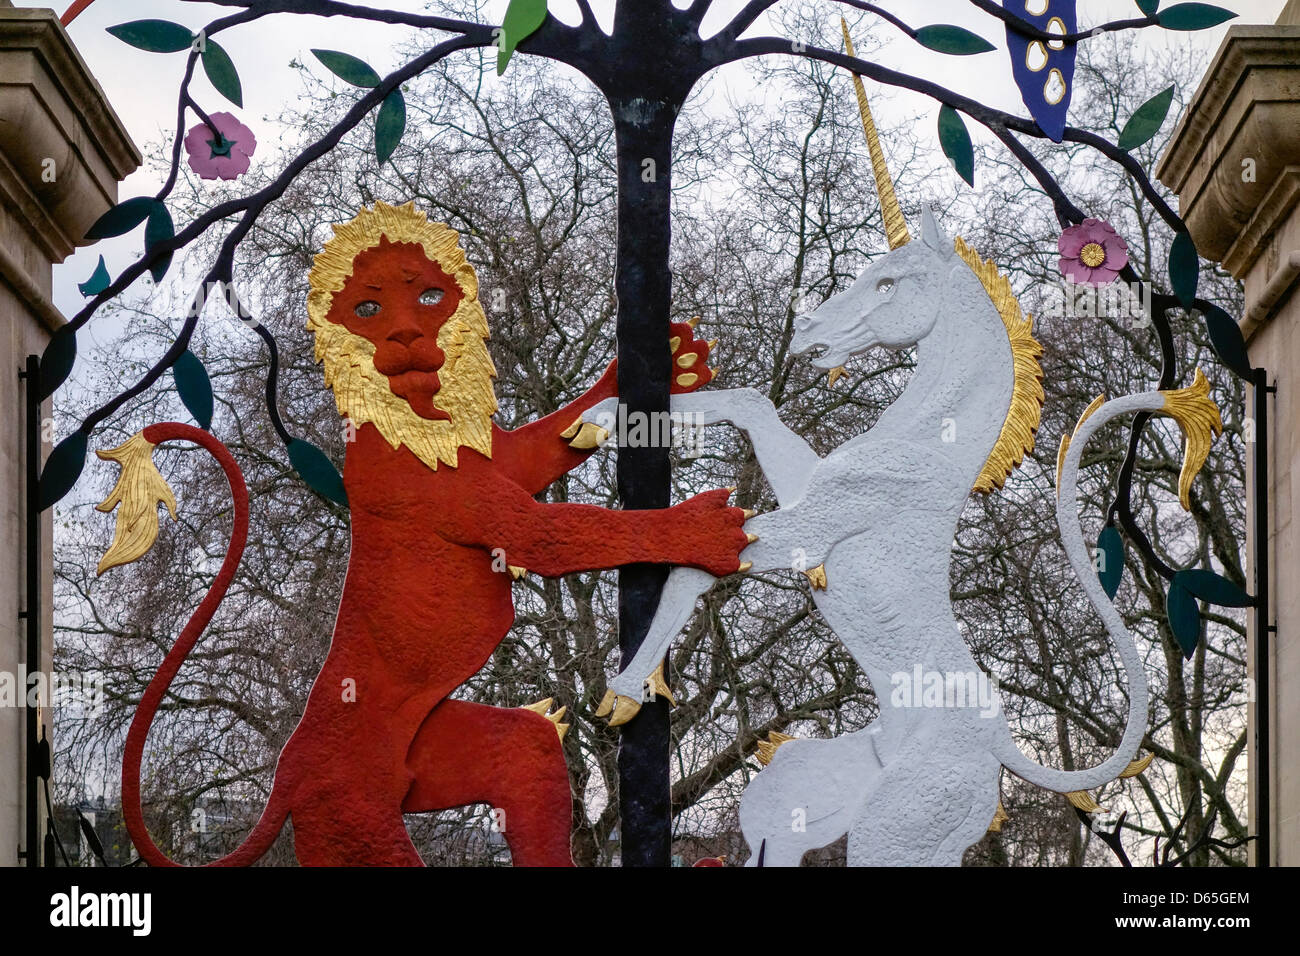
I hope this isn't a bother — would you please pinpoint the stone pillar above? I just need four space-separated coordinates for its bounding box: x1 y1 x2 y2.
1157 3 1300 866
0 3 138 866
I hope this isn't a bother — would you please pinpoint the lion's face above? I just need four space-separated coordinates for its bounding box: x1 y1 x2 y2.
307 202 497 471
326 238 463 422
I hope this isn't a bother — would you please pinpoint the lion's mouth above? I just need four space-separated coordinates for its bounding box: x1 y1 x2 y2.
386 368 451 421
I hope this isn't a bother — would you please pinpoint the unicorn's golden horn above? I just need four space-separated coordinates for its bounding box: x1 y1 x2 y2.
841 17 910 250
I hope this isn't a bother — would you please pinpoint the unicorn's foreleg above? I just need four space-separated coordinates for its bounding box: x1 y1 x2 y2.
669 389 820 506
603 507 819 719
577 392 821 507
602 565 716 720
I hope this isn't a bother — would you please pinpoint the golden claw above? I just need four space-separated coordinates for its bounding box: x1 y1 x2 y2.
755 731 796 766
742 508 757 519
560 417 582 439
596 688 639 721
568 422 610 450
597 692 641 726
706 338 718 351
804 563 828 590
746 532 759 545
686 316 699 328
738 561 753 573
521 698 569 741
508 565 528 580
645 660 677 708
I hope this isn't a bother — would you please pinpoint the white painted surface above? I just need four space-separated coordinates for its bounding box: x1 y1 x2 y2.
593 209 1156 865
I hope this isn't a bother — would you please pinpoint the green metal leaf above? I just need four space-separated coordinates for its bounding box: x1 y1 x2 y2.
1173 568 1253 608
937 106 975 187
202 39 243 108
144 201 174 283
38 432 88 511
288 439 348 507
1096 525 1125 599
914 25 996 56
85 196 154 241
1201 302 1252 380
78 255 111 297
1169 229 1199 309
173 350 214 431
497 0 549 75
311 49 380 87
106 20 195 53
375 90 406 166
38 325 77 401
1166 580 1201 660
1136 0 1160 14
1157 3 1237 30
1118 85 1175 151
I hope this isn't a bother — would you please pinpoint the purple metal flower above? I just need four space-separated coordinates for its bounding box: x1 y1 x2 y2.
184 112 257 181
1059 218 1129 286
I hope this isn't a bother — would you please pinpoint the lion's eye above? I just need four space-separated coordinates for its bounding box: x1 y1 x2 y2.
877 279 895 295
354 300 382 318
418 288 445 306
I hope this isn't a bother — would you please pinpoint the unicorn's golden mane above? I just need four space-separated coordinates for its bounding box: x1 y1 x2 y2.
954 236 1045 494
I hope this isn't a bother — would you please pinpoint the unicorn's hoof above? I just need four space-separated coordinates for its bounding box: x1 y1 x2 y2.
595 689 642 726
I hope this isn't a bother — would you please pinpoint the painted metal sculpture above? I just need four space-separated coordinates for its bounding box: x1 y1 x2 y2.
579 185 1222 867
44 1 1254 865
94 202 753 866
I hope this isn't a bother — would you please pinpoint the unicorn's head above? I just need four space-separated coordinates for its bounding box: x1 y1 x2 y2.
792 206 957 367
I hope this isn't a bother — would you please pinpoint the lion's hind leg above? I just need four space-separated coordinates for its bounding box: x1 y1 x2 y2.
404 699 573 866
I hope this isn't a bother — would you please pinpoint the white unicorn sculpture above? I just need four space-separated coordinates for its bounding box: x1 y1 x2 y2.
577 197 1220 866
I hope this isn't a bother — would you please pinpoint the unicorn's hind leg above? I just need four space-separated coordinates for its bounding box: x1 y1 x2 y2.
740 726 882 866
847 721 999 866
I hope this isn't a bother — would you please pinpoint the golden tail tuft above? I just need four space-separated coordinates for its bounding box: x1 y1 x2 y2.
1118 752 1153 778
1159 369 1224 510
95 431 177 576
1065 790 1104 813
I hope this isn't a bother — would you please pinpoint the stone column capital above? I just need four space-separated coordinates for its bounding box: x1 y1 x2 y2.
0 7 140 267
1156 26 1300 279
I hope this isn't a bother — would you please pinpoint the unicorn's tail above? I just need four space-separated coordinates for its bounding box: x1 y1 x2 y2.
993 370 1222 792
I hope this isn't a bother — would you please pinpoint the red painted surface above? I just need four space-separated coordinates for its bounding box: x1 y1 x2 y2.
121 322 739 866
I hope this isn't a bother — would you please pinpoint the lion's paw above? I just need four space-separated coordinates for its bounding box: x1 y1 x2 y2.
670 317 716 394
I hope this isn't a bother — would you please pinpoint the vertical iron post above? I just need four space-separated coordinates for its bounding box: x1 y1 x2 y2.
1253 366 1272 867
21 354 41 867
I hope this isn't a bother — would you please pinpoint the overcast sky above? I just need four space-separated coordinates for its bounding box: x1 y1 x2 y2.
27 0 1290 320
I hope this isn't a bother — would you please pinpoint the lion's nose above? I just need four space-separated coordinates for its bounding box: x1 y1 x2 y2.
387 326 422 347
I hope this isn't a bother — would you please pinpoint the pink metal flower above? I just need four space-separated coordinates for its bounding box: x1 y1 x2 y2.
184 112 257 181
1059 218 1129 286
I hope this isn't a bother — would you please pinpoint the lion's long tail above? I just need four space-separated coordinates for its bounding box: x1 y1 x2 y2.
99 422 290 867
993 372 1222 793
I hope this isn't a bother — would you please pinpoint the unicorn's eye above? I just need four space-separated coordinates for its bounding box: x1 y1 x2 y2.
354 300 382 318
877 279 895 295
419 288 445 306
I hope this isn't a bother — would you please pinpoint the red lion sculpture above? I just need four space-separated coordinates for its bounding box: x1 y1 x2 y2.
95 201 752 866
